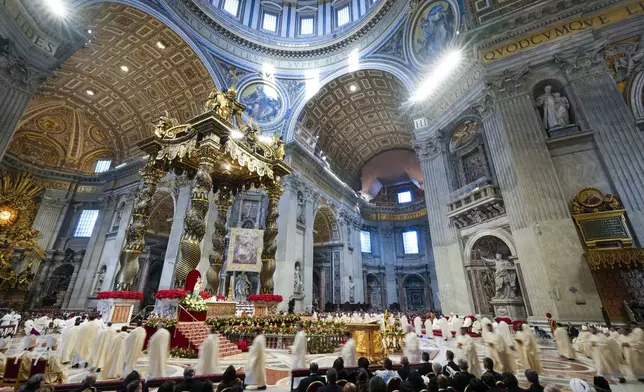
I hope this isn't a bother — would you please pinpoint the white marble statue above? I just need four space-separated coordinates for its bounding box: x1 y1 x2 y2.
192 277 203 297
293 265 304 294
235 272 250 301
482 253 518 299
536 85 571 130
348 276 355 303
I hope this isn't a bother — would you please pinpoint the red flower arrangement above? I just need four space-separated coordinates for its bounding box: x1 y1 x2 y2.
248 294 283 303
545 312 552 318
97 291 143 300
155 289 187 300
216 295 226 301
236 340 250 352
200 290 212 299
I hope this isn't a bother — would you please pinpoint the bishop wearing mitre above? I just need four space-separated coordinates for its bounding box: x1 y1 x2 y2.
457 327 481 378
123 321 146 375
291 323 307 370
92 322 117 372
147 326 171 378
103 326 129 379
484 323 515 373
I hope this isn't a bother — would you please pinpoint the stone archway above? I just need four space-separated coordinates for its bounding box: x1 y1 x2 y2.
43 264 74 307
313 207 342 308
403 274 427 311
466 234 527 317
366 273 383 310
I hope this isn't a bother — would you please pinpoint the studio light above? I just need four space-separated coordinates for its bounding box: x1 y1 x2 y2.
410 50 462 102
46 0 66 17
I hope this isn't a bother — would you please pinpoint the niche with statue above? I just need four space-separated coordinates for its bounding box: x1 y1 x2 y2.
533 80 580 138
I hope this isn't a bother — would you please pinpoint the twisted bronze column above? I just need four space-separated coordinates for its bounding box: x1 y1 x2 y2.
260 180 284 293
206 187 232 293
115 161 165 290
174 140 217 287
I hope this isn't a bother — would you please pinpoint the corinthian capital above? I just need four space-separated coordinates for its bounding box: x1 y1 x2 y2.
555 41 607 81
0 39 47 94
413 130 446 161
602 35 644 83
485 66 530 101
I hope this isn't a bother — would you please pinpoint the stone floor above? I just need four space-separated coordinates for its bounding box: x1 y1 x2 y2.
10 335 643 392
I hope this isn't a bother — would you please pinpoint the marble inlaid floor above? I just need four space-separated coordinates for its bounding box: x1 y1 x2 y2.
8 335 644 392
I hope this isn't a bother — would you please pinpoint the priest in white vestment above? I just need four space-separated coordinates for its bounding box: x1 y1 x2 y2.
620 325 644 382
484 324 514 373
451 316 463 336
92 322 116 371
341 331 357 367
17 335 39 381
403 325 420 363
37 336 66 383
59 319 81 364
291 323 307 369
196 327 219 375
400 315 409 332
575 325 592 357
554 327 575 360
498 321 514 349
590 327 624 382
439 316 450 341
147 327 170 378
457 327 481 378
77 316 101 366
424 318 434 338
414 316 423 336
246 334 267 388
515 324 542 373
123 322 146 375
102 326 129 379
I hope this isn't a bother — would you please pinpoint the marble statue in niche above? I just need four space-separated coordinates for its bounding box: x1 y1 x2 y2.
235 272 251 301
481 253 519 299
293 263 304 294
348 275 355 303
536 85 571 130
296 191 305 224
112 203 124 231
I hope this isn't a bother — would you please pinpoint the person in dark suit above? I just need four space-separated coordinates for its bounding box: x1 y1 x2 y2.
525 370 544 392
436 375 451 392
443 351 459 377
451 359 475 392
319 369 343 392
357 357 373 379
481 373 505 392
482 358 503 383
175 368 204 392
419 352 432 376
333 358 350 382
502 373 526 392
297 363 327 392
398 357 412 381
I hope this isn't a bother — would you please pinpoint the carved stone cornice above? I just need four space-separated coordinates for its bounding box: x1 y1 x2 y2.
555 41 608 81
485 66 530 102
413 130 447 162
0 38 47 94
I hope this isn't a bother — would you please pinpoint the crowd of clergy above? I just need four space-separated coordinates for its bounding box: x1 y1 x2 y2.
0 310 640 391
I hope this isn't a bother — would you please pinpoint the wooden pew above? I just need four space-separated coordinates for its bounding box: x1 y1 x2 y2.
52 371 246 392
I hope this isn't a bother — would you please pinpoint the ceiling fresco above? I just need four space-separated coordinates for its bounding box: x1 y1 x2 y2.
8 3 214 175
297 70 412 188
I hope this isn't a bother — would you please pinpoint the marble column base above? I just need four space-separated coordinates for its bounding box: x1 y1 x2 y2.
490 297 527 319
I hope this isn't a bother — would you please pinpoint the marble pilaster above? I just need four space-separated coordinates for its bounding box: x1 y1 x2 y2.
158 184 192 290
31 191 68 250
557 49 644 244
103 195 135 291
479 68 602 320
415 136 472 315
68 196 116 308
378 224 397 306
302 189 318 311
274 177 299 311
